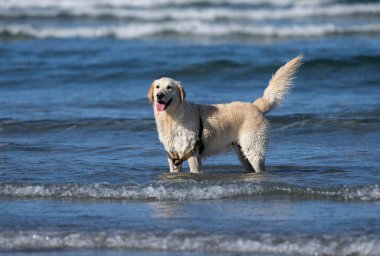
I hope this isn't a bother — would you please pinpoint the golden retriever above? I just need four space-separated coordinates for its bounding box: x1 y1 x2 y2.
148 55 302 173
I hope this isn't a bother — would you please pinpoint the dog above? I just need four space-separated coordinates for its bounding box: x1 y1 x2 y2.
148 55 302 173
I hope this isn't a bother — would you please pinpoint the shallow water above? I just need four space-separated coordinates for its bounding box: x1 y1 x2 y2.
1 0 380 255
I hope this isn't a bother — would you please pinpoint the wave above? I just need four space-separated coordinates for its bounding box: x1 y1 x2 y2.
1 230 379 254
1 23 380 40
0 0 337 9
268 112 380 133
0 117 154 133
2 0 379 42
2 108 379 134
2 4 380 21
0 181 379 201
172 54 380 77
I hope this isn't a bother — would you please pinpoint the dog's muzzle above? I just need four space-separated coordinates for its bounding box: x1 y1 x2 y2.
156 98 172 112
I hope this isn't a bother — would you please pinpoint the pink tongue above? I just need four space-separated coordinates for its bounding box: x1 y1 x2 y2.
156 103 166 112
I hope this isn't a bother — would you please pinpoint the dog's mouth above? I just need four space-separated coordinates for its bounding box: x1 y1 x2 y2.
156 98 173 112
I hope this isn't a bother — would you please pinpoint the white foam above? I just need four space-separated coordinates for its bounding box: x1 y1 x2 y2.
0 182 379 201
2 0 380 41
2 23 380 39
0 230 379 255
2 3 380 21
0 0 333 9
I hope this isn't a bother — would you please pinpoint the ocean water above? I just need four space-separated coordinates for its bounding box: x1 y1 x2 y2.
1 0 380 255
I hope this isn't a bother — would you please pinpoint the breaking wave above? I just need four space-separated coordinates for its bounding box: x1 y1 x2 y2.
2 3 380 20
0 181 379 201
0 0 343 9
1 0 380 40
1 230 379 255
1 23 380 40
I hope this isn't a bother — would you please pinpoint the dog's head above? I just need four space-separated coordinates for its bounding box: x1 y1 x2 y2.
148 77 186 112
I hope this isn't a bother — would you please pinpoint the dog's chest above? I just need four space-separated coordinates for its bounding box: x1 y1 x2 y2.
157 121 197 156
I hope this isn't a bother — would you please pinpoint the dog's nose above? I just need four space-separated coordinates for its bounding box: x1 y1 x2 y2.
157 92 164 100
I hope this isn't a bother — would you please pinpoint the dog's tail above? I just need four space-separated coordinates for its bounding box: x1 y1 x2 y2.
253 55 303 114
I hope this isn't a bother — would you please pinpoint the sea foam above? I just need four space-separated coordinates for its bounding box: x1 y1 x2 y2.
0 182 379 201
1 230 379 255
1 23 380 40
1 4 380 20
1 0 380 40
0 0 335 9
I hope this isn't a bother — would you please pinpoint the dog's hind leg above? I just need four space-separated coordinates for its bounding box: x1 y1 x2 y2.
188 156 202 173
239 133 267 173
233 144 255 172
240 145 266 172
246 155 266 172
242 147 266 172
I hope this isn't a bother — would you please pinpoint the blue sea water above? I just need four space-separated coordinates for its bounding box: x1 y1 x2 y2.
0 0 380 255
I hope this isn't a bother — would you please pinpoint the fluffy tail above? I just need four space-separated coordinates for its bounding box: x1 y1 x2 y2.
254 55 303 114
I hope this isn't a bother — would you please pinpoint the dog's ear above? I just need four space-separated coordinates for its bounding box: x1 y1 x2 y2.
147 81 155 104
177 81 186 103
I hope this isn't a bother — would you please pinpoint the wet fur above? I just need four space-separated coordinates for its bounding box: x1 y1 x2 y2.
148 55 303 173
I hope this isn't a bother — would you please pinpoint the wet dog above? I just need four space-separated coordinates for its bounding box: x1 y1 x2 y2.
148 56 302 173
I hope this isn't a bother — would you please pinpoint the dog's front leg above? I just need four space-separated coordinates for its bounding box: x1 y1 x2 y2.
168 158 182 172
188 156 202 173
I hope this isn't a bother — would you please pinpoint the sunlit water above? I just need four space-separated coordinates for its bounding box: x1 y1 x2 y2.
1 0 380 255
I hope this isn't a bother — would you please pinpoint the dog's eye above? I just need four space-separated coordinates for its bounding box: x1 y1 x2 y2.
155 85 160 89
167 86 172 90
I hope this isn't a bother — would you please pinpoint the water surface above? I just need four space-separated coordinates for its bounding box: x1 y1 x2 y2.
1 0 380 255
